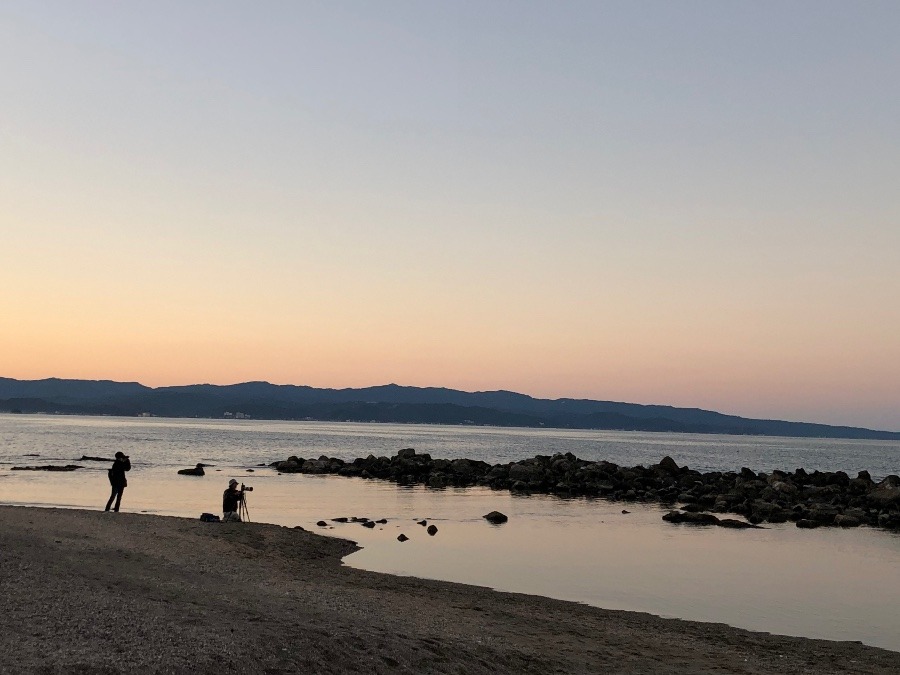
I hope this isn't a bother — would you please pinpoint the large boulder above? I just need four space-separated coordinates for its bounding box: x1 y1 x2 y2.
300 459 328 474
449 459 476 477
770 480 798 496
300 455 345 473
427 474 448 488
275 458 303 473
867 477 900 507
657 456 680 474
847 477 872 495
550 456 573 473
807 505 841 525
508 462 544 483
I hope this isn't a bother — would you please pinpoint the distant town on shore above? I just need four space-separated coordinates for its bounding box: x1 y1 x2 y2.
1 376 898 441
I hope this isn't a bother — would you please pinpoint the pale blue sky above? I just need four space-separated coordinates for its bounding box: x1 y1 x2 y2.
2 2 899 429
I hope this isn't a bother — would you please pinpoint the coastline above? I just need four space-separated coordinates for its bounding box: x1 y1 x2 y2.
0 505 894 674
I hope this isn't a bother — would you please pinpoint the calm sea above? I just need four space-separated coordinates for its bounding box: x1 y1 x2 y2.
2 414 899 652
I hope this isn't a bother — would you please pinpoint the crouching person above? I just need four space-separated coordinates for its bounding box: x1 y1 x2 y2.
222 478 243 522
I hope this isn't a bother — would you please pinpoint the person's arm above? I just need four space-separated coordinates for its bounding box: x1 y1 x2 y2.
123 458 131 471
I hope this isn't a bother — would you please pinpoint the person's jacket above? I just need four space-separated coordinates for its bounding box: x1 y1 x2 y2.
108 457 131 487
223 487 242 513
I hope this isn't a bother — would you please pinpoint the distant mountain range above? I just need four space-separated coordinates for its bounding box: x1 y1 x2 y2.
1 376 898 440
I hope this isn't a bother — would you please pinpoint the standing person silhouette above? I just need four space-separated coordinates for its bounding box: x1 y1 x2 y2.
105 452 131 512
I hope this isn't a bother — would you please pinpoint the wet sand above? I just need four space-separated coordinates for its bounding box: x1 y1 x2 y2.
0 505 894 674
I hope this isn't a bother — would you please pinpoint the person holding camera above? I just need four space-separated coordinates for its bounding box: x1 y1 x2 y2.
222 478 244 522
104 451 131 512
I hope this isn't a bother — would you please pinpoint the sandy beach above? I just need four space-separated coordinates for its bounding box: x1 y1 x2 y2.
0 505 894 674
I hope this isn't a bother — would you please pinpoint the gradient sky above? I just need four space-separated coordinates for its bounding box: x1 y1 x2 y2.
2 2 899 430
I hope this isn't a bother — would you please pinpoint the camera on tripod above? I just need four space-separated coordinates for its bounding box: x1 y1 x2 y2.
240 483 253 492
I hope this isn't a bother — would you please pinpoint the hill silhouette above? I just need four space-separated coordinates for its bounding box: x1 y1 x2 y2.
0 377 897 440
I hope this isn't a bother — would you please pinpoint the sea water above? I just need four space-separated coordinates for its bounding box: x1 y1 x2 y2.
2 414 899 652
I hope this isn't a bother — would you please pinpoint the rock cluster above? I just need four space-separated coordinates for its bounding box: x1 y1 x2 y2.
272 449 900 531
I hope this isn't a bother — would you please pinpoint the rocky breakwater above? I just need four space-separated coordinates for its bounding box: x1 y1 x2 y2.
271 449 900 531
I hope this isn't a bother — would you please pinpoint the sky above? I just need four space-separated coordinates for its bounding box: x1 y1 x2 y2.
1 1 899 430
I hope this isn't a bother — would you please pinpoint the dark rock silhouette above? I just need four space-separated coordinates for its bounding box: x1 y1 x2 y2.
483 511 509 524
79 455 114 462
177 464 205 476
427 524 438 536
12 465 82 471
272 449 900 532
663 511 720 525
397 534 409 542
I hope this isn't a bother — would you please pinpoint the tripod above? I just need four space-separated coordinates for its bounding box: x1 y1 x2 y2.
238 485 251 522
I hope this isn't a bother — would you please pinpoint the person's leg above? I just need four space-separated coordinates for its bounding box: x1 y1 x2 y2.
113 486 124 512
105 486 117 511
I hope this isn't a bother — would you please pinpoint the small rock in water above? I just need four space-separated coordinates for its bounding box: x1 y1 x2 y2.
316 521 328 527
177 464 205 476
362 521 375 528
483 511 508 524
417 520 427 526
375 518 388 524
397 533 409 542
662 511 719 525
332 517 349 523
621 510 631 514
427 524 438 536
